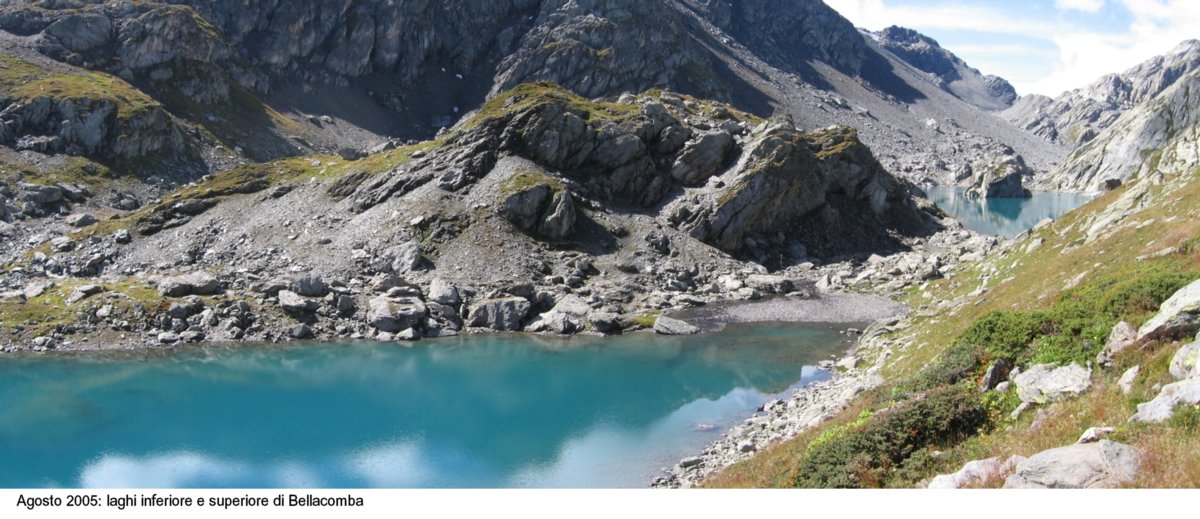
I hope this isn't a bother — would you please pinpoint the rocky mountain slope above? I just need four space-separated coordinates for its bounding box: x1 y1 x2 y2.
0 83 956 351
1004 39 1200 155
0 0 1058 196
870 26 1017 112
1044 69 1200 192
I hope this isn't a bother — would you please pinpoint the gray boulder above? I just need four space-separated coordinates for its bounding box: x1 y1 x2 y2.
66 213 98 227
277 290 318 314
1169 337 1200 380
466 297 531 331
588 311 623 335
527 311 578 335
744 274 795 294
159 272 219 297
292 274 328 297
287 324 314 339
428 278 461 305
65 284 103 304
1118 365 1140 395
1013 364 1091 404
1137 279 1200 341
654 315 700 335
1096 321 1137 368
389 242 431 273
1003 440 1141 489
550 294 592 318
1129 379 1200 423
368 296 428 332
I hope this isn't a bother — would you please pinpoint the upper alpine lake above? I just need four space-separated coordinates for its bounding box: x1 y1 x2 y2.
0 323 853 488
924 186 1093 237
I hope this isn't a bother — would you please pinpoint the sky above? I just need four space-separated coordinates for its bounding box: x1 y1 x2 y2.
823 0 1200 97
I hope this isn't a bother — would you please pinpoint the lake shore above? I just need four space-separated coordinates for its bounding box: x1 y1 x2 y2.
652 297 903 488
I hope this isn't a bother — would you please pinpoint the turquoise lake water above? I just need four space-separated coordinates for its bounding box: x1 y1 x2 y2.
0 323 852 488
924 187 1093 237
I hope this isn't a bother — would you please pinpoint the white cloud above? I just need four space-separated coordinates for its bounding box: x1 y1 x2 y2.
1055 0 1106 13
825 0 1200 96
824 0 1060 38
1028 0 1200 95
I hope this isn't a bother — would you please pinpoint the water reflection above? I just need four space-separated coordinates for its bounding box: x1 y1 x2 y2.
924 186 1093 237
0 324 850 488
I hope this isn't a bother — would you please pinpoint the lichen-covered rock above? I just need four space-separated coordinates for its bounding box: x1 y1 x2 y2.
1013 364 1091 404
1170 337 1200 380
1137 279 1200 342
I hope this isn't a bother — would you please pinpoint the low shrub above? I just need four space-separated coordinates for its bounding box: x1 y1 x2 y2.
792 384 988 488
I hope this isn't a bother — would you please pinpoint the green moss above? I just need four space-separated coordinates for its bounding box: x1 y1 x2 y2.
500 168 565 198
466 82 642 130
630 313 659 329
0 54 161 122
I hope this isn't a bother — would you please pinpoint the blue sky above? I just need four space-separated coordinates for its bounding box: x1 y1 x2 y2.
825 0 1200 96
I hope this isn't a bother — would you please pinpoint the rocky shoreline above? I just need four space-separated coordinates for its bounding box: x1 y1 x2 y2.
651 312 899 488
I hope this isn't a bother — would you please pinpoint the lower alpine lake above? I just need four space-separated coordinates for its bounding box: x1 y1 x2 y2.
0 322 854 488
923 186 1093 237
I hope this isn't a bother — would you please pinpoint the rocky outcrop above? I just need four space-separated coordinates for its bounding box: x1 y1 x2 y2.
1043 67 1200 192
873 26 1016 112
498 170 576 239
1129 335 1200 423
963 154 1032 199
670 115 937 259
1003 440 1141 489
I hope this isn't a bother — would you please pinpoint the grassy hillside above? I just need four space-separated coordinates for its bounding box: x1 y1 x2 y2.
707 167 1200 488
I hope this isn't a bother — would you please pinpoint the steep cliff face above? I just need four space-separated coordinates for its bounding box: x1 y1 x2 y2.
1044 69 1200 192
1004 40 1200 150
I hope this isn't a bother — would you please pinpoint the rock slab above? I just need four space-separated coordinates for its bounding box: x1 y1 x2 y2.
1003 440 1141 489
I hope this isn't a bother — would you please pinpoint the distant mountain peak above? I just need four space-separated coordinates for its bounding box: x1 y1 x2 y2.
871 25 1017 111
